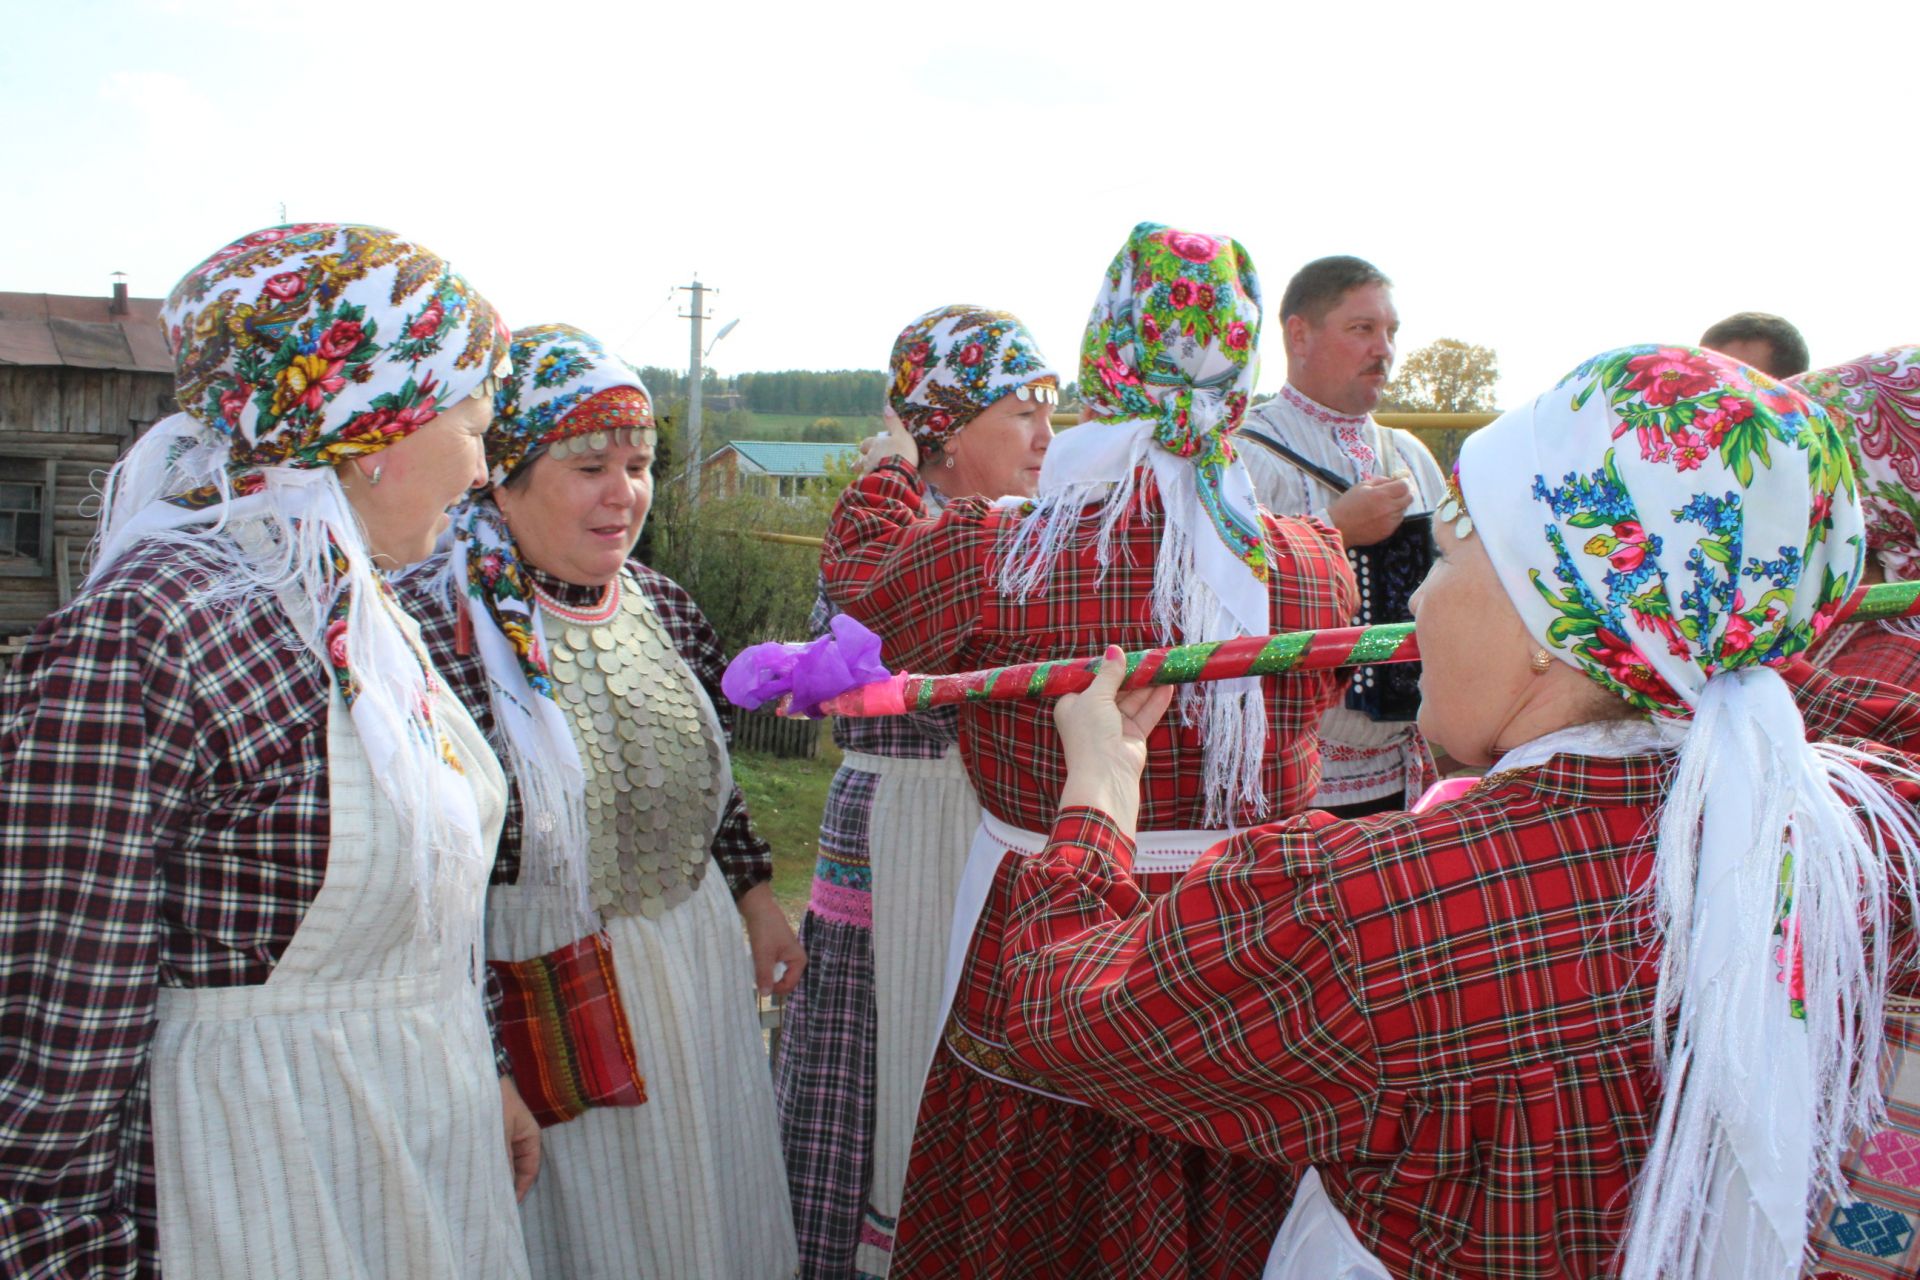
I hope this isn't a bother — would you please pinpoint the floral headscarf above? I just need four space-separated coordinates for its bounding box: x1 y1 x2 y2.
1452 345 1915 1280
1000 222 1270 823
1792 346 1920 581
887 305 1058 452
89 223 512 940
485 322 656 483
165 222 509 471
444 323 656 925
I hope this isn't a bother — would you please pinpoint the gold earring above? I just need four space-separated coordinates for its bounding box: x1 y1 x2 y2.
1529 649 1552 674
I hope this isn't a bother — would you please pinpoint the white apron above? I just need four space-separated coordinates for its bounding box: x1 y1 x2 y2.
148 666 526 1278
853 746 981 1277
485 591 797 1280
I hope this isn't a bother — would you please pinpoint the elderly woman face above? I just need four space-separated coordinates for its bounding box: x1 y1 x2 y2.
493 432 655 587
938 391 1055 499
1408 515 1613 767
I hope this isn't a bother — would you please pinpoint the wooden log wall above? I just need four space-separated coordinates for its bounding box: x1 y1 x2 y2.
0 366 174 638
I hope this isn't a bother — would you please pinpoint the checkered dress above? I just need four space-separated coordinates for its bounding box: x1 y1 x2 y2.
401 558 773 898
997 672 1920 1280
1806 623 1920 1278
825 458 1357 1277
774 583 960 1278
822 458 1358 830
0 538 338 1276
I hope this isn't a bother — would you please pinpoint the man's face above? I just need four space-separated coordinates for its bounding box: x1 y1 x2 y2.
1704 336 1778 377
1287 282 1399 415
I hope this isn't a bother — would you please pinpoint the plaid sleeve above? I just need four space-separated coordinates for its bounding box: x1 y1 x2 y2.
1788 653 1920 750
629 564 772 898
820 458 995 673
0 586 197 1276
1001 807 1378 1166
484 965 511 1076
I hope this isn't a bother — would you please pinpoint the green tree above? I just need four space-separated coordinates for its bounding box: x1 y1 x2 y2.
802 416 846 442
1381 339 1500 413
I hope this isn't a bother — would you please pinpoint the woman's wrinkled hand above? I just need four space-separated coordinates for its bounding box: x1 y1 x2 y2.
500 1076 542 1202
858 407 920 476
738 882 807 997
1053 645 1171 834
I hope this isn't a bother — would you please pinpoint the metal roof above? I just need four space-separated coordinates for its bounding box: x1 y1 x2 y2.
0 292 171 374
713 439 858 476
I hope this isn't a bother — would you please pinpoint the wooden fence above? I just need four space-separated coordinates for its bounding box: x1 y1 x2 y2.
731 704 825 758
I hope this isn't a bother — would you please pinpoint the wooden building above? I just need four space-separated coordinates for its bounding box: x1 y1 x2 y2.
0 285 173 639
700 439 856 500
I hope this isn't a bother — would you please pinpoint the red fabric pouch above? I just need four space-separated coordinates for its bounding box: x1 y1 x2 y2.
489 931 648 1127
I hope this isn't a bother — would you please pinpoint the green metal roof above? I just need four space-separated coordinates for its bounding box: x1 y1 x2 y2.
717 440 858 476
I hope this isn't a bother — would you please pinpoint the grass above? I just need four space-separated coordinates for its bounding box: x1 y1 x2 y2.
732 743 843 925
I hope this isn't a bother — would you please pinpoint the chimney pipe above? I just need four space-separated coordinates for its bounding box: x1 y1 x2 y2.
110 272 129 317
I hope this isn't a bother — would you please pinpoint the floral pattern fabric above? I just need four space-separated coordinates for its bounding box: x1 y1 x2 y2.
485 322 656 483
887 305 1057 452
1461 343 1861 716
165 223 510 470
1078 221 1267 580
1794 346 1920 580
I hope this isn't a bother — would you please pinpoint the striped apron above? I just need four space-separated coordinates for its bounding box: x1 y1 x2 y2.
147 680 527 1278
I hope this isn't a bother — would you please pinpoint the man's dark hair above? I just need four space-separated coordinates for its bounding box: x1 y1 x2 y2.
1279 256 1393 325
1699 312 1810 378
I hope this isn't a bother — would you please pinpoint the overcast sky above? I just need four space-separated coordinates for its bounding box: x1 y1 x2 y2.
4 0 1914 406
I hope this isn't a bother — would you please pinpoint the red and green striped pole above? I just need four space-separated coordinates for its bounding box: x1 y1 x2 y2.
812 580 1920 718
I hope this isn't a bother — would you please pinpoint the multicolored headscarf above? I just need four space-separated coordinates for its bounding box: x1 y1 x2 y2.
887 305 1058 452
89 223 512 940
165 222 509 470
1001 223 1270 823
1792 346 1920 581
485 322 656 484
446 323 656 925
1453 345 1916 1280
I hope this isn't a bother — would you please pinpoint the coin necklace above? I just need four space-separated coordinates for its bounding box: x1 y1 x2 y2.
539 576 723 920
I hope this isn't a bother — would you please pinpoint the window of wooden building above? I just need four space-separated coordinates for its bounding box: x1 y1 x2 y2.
0 458 56 578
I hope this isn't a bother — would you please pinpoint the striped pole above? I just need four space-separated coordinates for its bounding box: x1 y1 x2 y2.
812 580 1920 718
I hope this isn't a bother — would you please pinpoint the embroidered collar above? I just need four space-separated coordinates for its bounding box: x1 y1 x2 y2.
1279 382 1371 427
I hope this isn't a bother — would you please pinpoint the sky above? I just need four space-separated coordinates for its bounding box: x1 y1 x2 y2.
3 0 1915 408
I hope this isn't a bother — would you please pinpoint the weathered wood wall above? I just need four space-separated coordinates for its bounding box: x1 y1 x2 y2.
0 366 174 636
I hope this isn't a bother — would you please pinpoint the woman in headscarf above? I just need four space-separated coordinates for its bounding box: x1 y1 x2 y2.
1794 346 1920 689
0 223 532 1278
820 223 1358 1276
1000 344 1920 1279
774 304 1055 1279
398 323 799 1279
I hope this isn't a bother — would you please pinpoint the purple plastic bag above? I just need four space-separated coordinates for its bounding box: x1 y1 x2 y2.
722 615 891 719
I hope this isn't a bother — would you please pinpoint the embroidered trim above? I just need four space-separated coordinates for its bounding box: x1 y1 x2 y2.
532 574 621 625
1280 382 1370 427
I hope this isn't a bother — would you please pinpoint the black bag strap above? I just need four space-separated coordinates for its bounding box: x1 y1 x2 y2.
1235 426 1353 495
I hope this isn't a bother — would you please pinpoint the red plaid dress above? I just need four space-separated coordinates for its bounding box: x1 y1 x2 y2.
1818 621 1920 693
823 458 1357 1277
998 672 1920 1280
1802 626 1920 1277
0 540 338 1276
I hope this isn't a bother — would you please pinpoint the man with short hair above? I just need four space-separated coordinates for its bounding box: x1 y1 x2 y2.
1236 255 1444 816
1700 311 1810 378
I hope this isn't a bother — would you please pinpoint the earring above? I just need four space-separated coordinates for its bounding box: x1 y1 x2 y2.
1529 649 1553 674
944 455 957 470
369 463 384 487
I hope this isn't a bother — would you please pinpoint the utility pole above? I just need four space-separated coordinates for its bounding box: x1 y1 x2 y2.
677 278 713 509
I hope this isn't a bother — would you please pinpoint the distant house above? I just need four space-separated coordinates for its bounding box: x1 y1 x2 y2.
0 284 173 638
701 440 856 500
